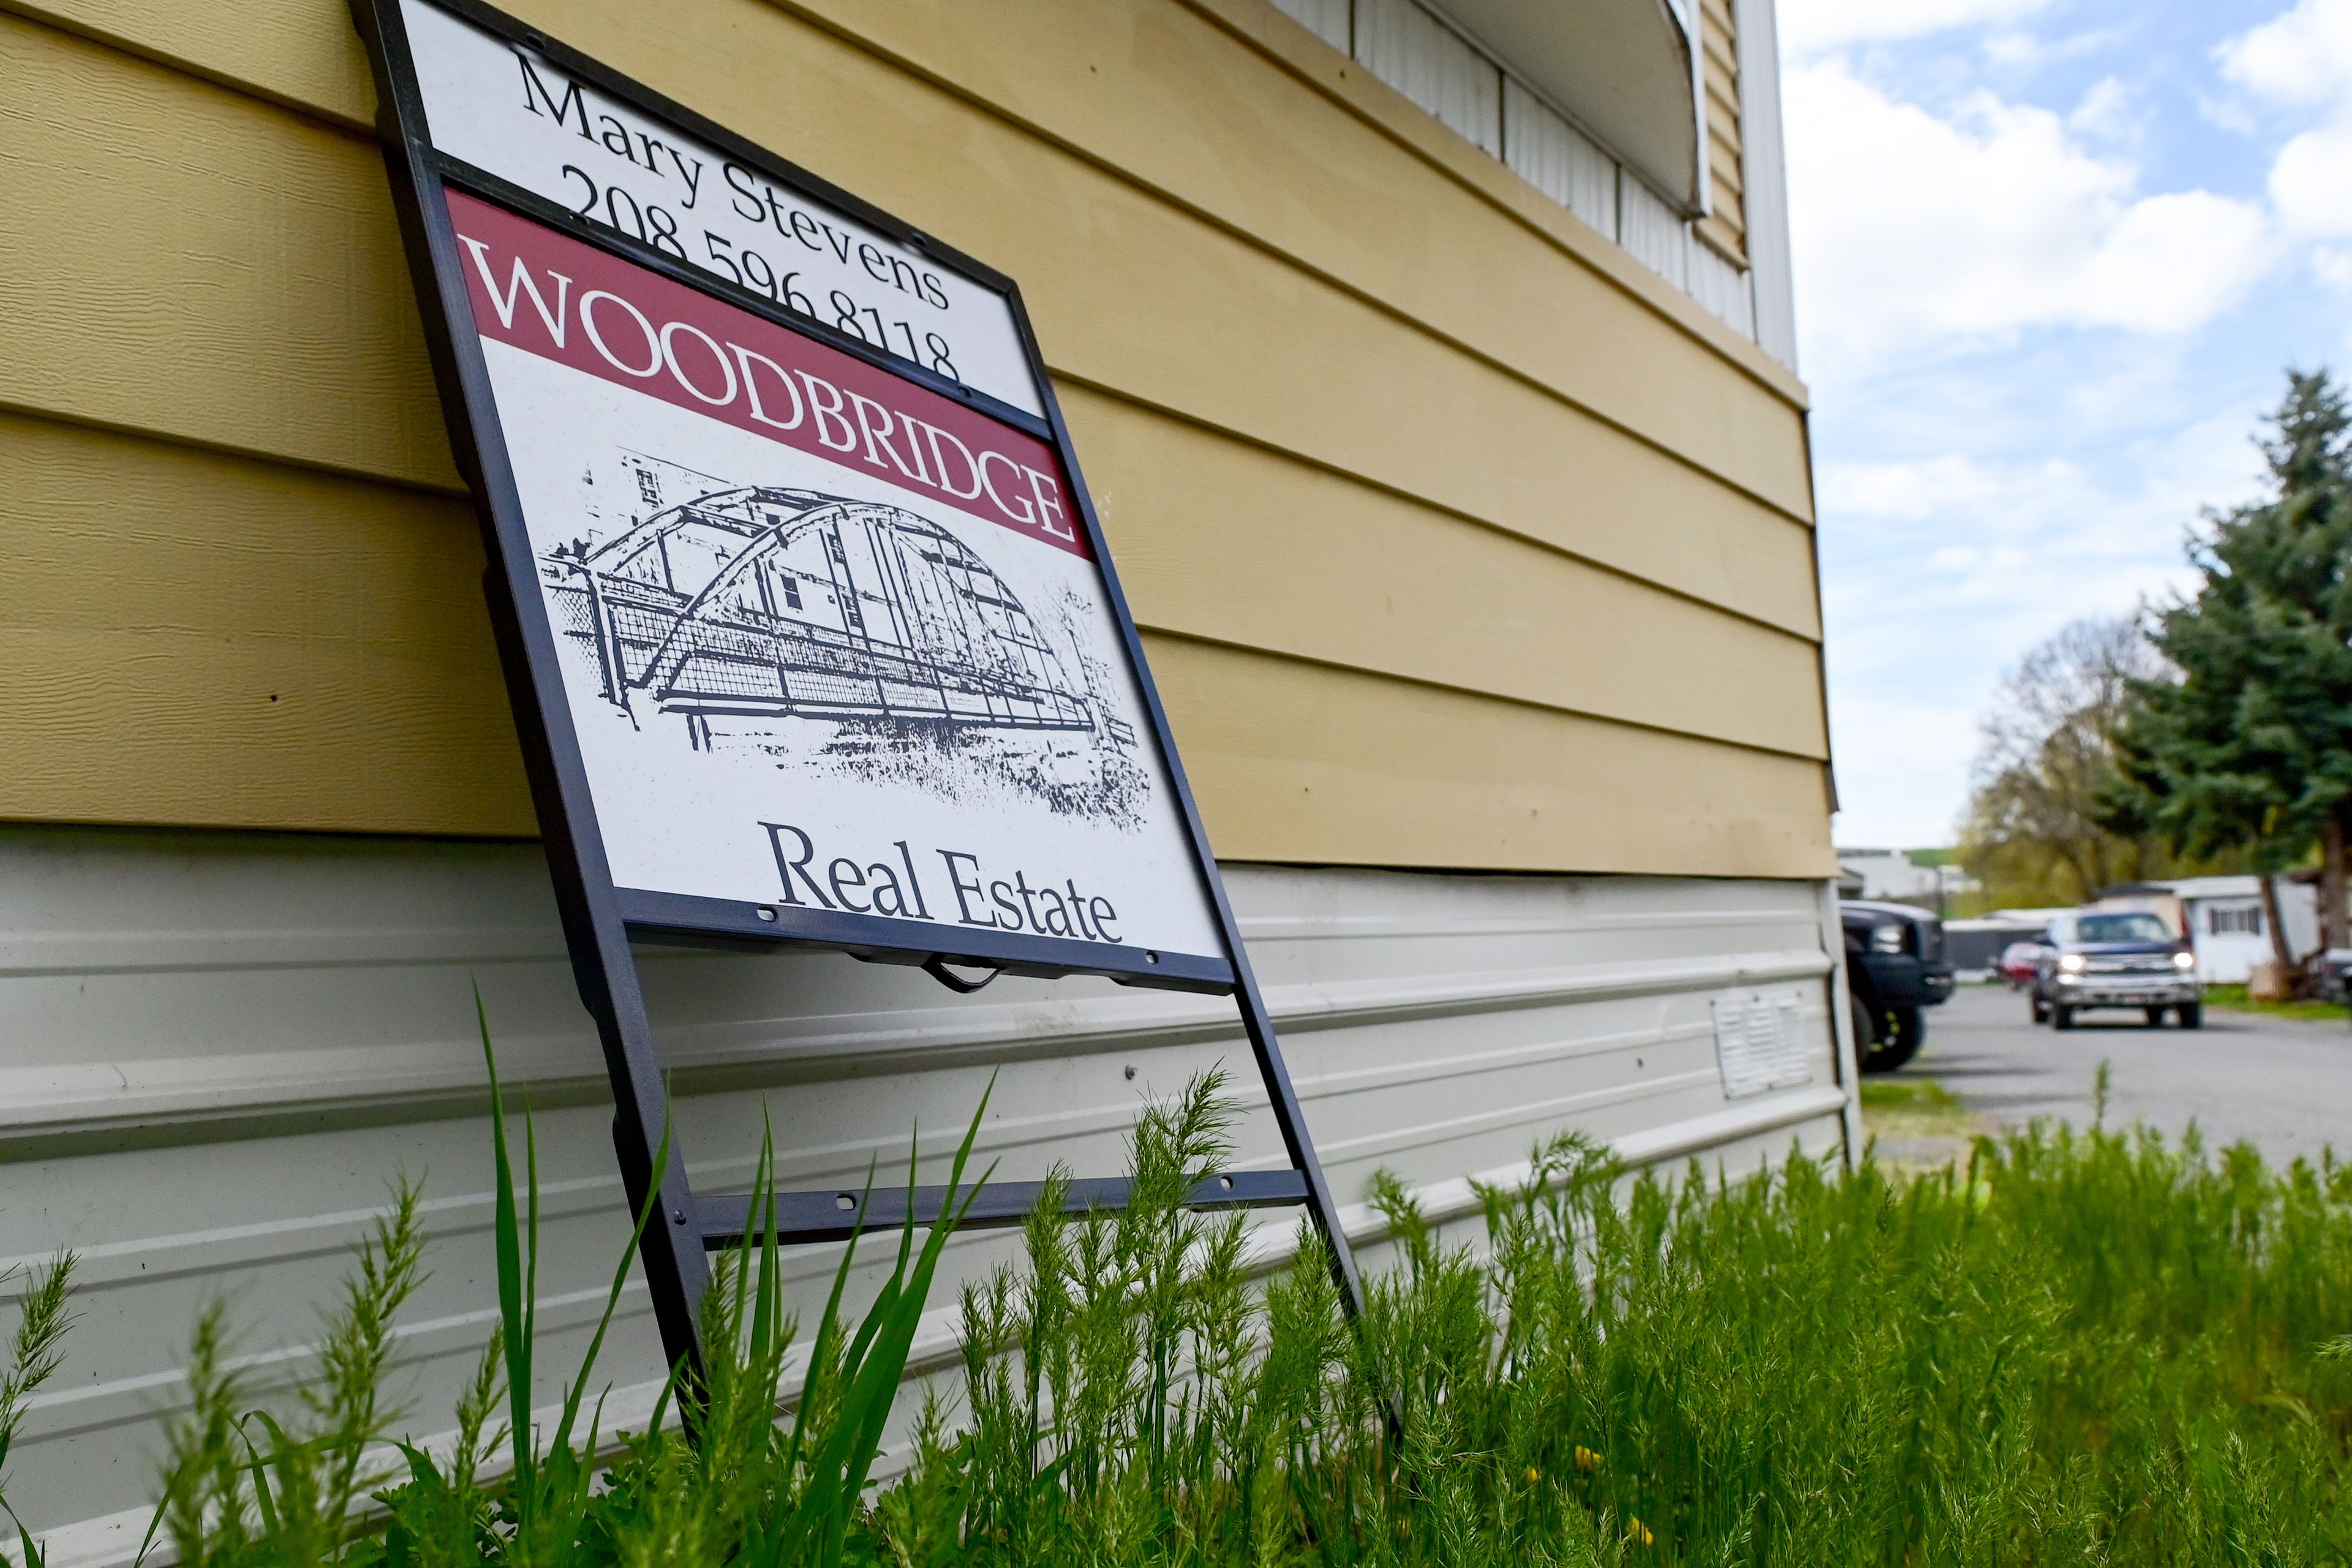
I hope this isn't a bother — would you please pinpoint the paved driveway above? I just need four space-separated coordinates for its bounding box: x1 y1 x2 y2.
1912 982 2352 1167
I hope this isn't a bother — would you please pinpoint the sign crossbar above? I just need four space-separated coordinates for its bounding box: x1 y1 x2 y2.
698 1170 1313 1251
352 0 1367 1385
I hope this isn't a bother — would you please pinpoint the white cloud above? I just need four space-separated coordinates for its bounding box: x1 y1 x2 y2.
1825 693 1983 845
2067 77 2139 143
1786 61 2275 375
2218 0 2352 107
1819 453 2034 519
2220 0 2352 236
2308 249 2352 355
1785 0 2346 843
1815 410 2267 845
1828 409 2261 602
1778 0 2054 58
2269 124 2352 235
1983 26 2124 70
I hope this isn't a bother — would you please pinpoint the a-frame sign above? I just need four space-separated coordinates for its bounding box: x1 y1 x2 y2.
350 0 1366 1373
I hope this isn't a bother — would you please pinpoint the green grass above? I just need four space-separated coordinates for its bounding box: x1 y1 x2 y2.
1856 1077 1967 1113
12 1039 2352 1564
0 1248 74 1567
1858 1076 1985 1174
2205 982 2350 1022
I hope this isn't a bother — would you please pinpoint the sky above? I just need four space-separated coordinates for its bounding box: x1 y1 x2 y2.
1785 0 2352 848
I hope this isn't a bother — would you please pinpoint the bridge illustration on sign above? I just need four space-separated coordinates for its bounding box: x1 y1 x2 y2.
543 483 1139 758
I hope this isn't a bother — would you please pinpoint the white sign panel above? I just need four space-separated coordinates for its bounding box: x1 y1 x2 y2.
448 192 1221 962
402 0 1047 417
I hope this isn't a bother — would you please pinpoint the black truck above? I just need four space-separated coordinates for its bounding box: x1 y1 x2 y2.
1841 900 1956 1073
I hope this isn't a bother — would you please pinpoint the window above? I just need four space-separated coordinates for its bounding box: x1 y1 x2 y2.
2069 913 2171 944
2207 905 2263 937
1328 0 1664 227
1265 0 1782 350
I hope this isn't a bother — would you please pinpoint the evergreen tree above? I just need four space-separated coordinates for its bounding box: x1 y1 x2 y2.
2106 370 2352 961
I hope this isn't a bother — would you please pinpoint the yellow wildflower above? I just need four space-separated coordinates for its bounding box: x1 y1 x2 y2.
1574 1444 1602 1472
1628 1517 1654 1548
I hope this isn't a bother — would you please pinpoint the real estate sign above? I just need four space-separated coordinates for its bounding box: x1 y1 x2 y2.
451 192 1223 971
402 0 1046 416
373 0 1231 984
352 0 1361 1374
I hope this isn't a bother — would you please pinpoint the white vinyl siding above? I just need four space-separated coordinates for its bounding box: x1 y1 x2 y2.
1689 233 1756 339
0 826 1846 1548
1267 0 1796 368
1502 78 1618 241
1354 0 1502 156
1278 0 1352 54
1618 172 1691 291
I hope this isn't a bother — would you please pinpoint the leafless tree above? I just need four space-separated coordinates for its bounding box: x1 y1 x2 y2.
1959 617 2168 906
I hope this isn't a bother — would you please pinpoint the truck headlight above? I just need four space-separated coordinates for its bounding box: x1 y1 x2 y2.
2173 951 2196 971
2058 953 2086 973
1869 923 1905 954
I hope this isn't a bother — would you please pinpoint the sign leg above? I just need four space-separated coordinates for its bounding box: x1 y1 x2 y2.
480 561 712 1381
1229 960 1366 1319
560 889 712 1382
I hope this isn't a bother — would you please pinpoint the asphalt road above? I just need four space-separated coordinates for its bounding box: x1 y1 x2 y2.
1913 982 2352 1167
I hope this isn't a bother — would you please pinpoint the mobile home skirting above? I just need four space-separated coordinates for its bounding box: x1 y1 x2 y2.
0 825 1855 1556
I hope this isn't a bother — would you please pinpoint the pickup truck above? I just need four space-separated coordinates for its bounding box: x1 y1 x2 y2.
2028 910 2201 1030
1841 900 1956 1073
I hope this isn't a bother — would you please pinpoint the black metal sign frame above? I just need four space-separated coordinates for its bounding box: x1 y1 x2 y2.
349 0 1365 1375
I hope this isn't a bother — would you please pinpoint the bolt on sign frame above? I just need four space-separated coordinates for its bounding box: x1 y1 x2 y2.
349 0 1366 1376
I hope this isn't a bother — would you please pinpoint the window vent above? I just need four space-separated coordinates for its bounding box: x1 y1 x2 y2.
1713 990 1809 1098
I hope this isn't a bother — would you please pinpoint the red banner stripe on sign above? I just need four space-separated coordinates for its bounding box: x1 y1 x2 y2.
446 190 1088 559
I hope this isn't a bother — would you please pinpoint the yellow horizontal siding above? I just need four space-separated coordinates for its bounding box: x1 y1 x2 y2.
1698 0 1747 265
1147 637 1833 876
1 0 374 121
8 0 1810 513
768 0 1806 507
0 410 533 835
1 6 1819 630
0 0 1834 875
1705 56 1744 129
0 13 456 489
0 399 1828 851
1709 138 1748 201
1065 385 1826 758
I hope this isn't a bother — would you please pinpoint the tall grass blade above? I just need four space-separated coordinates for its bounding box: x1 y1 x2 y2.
0 1250 74 1564
546 1098 673 1464
475 985 536 1498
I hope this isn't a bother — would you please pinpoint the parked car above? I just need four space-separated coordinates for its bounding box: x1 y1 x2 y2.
1998 939 2051 990
2319 949 2352 1006
2028 910 2201 1029
1841 900 1956 1073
